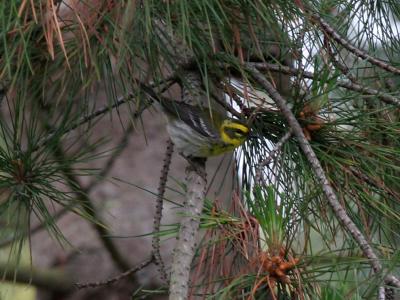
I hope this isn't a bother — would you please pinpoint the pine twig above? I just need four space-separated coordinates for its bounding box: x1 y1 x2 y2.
310 13 400 75
324 38 358 83
75 255 154 289
36 76 176 153
36 96 152 151
251 62 400 107
348 166 400 200
255 130 292 185
246 64 400 289
210 85 242 119
153 139 174 283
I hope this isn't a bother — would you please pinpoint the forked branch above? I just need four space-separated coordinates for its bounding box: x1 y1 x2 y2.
75 255 154 289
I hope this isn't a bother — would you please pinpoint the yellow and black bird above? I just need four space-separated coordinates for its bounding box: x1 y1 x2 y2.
140 84 250 157
161 100 250 157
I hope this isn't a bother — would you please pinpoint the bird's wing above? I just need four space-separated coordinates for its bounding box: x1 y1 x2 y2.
161 101 220 139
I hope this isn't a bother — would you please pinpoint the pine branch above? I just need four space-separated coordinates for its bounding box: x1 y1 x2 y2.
36 77 176 152
153 139 174 283
1 249 156 295
75 255 154 289
324 39 358 83
251 63 400 107
169 72 208 300
36 95 152 151
310 13 400 75
246 64 400 289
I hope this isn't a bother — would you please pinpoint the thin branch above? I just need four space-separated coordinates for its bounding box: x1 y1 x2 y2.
36 96 152 151
36 77 177 152
210 86 243 119
153 139 174 283
324 38 358 83
348 166 400 201
246 64 400 288
255 130 292 185
252 62 400 107
75 255 154 290
221 81 246 112
310 13 400 75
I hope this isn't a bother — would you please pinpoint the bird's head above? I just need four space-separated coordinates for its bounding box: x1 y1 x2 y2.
220 119 250 147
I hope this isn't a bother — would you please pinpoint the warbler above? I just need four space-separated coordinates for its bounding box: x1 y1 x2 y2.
159 100 250 157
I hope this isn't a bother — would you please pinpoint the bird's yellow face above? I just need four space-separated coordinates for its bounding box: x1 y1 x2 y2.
219 119 250 147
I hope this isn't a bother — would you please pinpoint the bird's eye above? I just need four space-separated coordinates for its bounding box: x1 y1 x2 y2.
223 124 249 139
233 128 248 137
